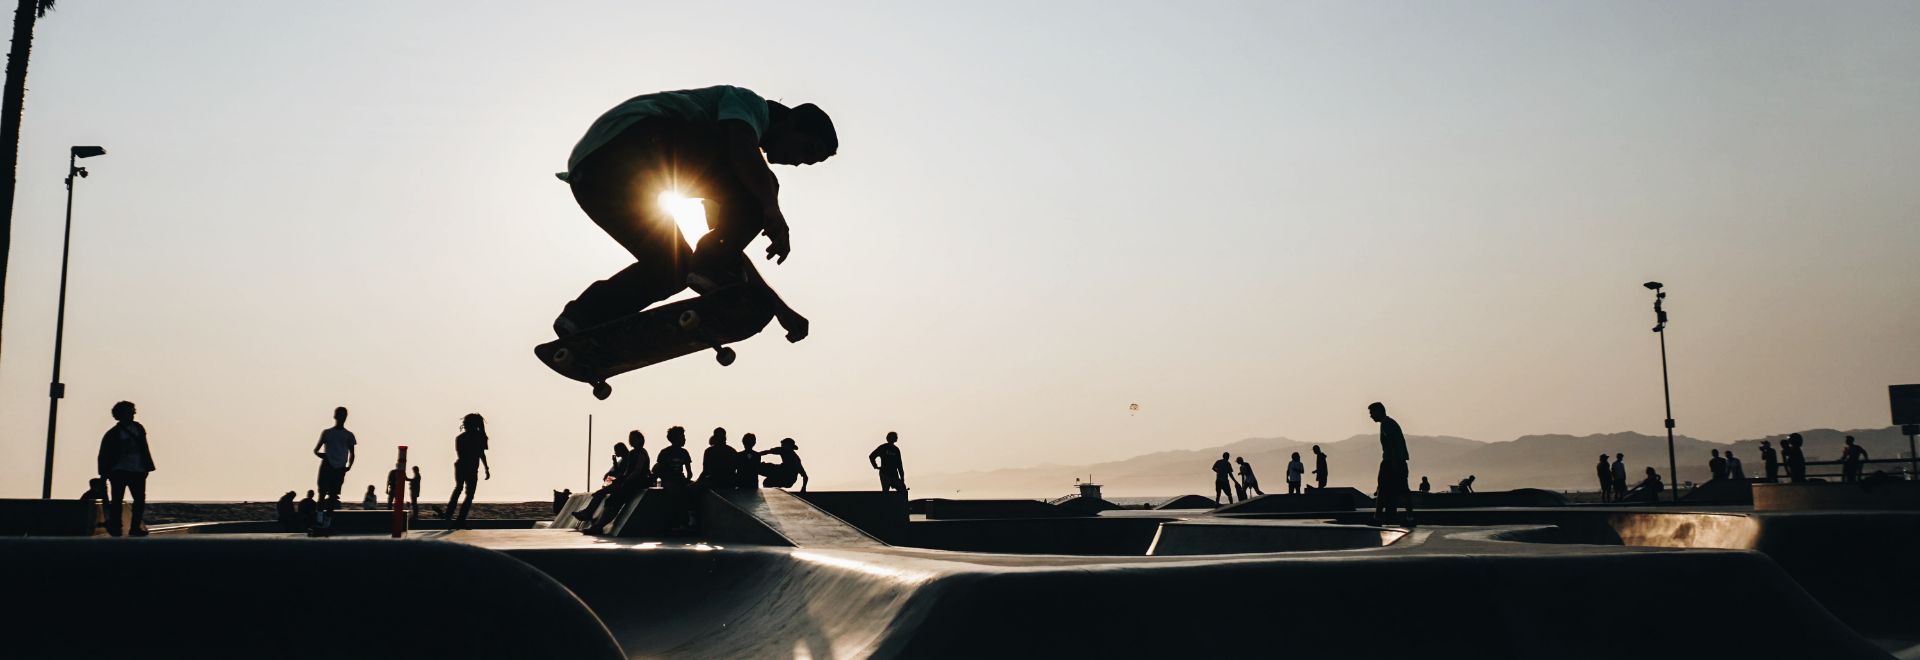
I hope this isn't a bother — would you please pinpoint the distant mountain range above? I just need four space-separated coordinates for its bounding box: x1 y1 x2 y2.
864 427 1916 500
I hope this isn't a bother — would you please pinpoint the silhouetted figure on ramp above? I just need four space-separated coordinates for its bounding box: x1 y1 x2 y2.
551 86 838 346
1285 452 1304 495
1211 452 1236 504
1841 435 1868 483
654 427 695 531
604 442 630 486
1708 449 1727 481
1784 434 1807 483
361 485 378 510
297 490 317 528
698 427 738 489
1418 476 1431 493
275 491 298 531
737 433 764 489
408 466 422 519
445 413 491 525
312 407 356 507
1759 440 1779 481
1726 451 1745 480
1596 454 1614 502
1620 467 1664 501
579 430 656 535
1369 402 1413 524
96 401 155 537
1454 475 1476 493
1236 457 1263 497
1312 445 1329 490
870 431 907 492
762 438 809 491
1612 453 1628 496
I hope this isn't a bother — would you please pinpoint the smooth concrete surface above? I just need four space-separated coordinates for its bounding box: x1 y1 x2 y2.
795 490 909 543
1681 478 1755 504
704 489 884 547
1146 518 1406 555
0 498 124 536
0 536 624 659
1410 488 1570 508
916 498 1081 519
1212 491 1356 514
897 516 1171 555
1755 481 1920 511
1152 494 1222 510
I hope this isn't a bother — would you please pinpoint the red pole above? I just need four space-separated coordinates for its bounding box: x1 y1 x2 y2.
392 446 408 538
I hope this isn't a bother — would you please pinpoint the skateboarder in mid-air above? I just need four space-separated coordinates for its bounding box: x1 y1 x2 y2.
552 85 838 343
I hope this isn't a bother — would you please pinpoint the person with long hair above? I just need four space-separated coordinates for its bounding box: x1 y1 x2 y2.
445 413 491 525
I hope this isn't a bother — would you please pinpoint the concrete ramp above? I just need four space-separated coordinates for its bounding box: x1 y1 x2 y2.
704 489 885 547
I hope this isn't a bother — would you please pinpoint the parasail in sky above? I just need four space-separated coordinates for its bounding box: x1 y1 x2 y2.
1128 403 1140 415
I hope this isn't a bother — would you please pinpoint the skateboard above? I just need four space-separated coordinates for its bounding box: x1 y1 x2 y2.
535 285 777 399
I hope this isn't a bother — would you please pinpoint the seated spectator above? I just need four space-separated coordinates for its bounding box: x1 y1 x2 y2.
275 491 299 531
1619 467 1665 502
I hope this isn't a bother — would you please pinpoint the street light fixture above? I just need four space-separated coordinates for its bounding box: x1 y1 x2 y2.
1645 281 1679 502
41 145 106 499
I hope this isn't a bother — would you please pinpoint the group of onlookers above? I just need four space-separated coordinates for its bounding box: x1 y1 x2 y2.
1597 432 1882 502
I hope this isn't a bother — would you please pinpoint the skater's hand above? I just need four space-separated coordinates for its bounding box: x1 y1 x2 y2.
484 467 491 480
764 226 791 264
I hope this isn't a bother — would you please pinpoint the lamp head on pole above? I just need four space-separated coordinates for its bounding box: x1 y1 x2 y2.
1645 281 1668 332
71 146 105 159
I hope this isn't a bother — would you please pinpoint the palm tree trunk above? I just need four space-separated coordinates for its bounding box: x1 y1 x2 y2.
0 0 41 369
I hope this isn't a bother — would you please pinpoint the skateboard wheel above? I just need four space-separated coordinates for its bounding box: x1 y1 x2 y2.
715 347 736 366
591 382 612 400
678 310 700 329
551 347 571 366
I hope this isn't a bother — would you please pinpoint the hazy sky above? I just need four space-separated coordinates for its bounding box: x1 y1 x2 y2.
1 1 1915 500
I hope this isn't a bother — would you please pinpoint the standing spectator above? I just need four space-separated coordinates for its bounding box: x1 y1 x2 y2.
408 466 423 519
311 407 356 507
1210 452 1236 505
1285 452 1305 494
1235 457 1263 497
386 466 403 507
1784 434 1808 483
360 485 379 510
1611 453 1628 498
96 401 156 537
1840 436 1869 483
868 432 907 492
1726 451 1746 480
1708 449 1728 481
1759 440 1780 481
1312 445 1329 490
445 413 491 525
1369 402 1414 524
1596 454 1614 502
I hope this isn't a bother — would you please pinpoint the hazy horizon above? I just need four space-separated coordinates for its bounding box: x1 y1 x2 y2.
2 2 1916 500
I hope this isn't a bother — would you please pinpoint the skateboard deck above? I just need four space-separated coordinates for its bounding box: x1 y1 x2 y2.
535 286 776 399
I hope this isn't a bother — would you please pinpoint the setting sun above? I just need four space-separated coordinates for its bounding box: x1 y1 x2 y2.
658 191 708 242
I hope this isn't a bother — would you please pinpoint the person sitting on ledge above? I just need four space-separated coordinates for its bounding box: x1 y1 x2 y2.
1454 475 1476 493
1619 467 1664 502
761 438 810 491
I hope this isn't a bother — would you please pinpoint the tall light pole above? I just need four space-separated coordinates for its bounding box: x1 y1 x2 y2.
1645 281 1679 502
41 145 105 499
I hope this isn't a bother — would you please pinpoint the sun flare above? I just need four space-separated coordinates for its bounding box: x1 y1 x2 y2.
657 191 708 242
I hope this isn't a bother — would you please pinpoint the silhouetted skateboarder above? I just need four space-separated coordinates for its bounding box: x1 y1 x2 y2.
552 85 837 345
869 432 907 492
312 407 356 507
762 438 810 491
445 413 491 525
1236 457 1262 497
1211 452 1237 504
1369 402 1414 525
1311 445 1329 490
97 401 155 537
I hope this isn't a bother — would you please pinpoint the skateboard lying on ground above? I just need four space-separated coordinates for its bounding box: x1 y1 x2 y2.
535 285 777 400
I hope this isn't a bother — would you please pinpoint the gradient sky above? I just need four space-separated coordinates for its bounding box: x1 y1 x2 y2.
1 1 1915 500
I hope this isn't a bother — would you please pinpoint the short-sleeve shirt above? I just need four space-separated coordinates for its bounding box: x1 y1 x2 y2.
1378 416 1409 462
319 427 356 468
454 431 488 466
870 444 902 469
566 85 771 174
1212 459 1232 477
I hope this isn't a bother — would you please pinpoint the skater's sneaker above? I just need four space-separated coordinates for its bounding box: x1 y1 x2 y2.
777 311 810 343
553 313 583 338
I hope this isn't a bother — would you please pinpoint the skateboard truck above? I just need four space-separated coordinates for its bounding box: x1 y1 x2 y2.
680 310 738 366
